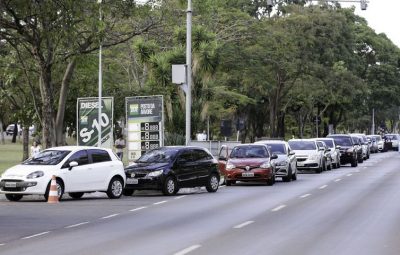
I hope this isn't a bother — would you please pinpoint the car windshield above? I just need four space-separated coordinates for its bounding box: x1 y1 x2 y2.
265 143 286 155
136 148 179 163
230 146 269 158
374 136 382 142
318 140 334 148
332 137 352 146
23 150 71 165
288 141 316 150
385 135 398 140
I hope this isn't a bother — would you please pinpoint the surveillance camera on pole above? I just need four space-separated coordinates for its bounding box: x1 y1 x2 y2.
360 0 367 11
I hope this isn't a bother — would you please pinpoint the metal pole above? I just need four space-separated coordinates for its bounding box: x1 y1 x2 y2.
371 108 375 135
185 0 192 146
98 1 102 147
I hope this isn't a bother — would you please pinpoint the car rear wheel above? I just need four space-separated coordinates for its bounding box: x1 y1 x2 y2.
122 189 135 196
162 176 177 196
5 194 23 201
69 192 84 199
206 173 219 192
351 156 357 167
106 177 123 199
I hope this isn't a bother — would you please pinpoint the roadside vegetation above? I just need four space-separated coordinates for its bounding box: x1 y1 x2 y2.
1 0 399 159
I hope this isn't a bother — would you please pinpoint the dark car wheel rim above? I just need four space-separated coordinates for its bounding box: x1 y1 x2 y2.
210 175 219 190
112 180 123 197
57 183 63 197
167 179 175 194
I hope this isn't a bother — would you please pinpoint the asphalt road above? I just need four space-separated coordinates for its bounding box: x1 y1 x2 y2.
1 151 399 255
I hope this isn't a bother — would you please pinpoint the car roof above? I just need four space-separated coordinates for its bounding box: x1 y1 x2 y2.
255 140 287 144
43 146 111 152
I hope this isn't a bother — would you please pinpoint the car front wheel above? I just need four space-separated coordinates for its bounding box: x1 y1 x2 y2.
206 173 219 192
162 176 177 196
69 192 84 199
5 194 23 201
106 177 123 199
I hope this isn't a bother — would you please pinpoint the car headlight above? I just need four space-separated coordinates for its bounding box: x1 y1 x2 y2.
276 161 288 166
226 162 235 170
147 169 164 177
260 162 271 168
309 154 319 160
27 171 44 179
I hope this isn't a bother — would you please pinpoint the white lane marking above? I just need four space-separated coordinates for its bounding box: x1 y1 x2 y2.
174 245 201 255
0 243 5 246
347 173 353 176
300 194 311 198
129 206 147 212
154 200 168 205
319 185 328 189
233 221 254 229
21 231 50 240
271 205 286 212
101 214 119 219
334 179 342 182
174 195 187 200
65 222 89 229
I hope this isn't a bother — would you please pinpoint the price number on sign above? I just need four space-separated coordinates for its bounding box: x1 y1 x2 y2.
140 122 159 131
141 131 159 141
141 141 160 151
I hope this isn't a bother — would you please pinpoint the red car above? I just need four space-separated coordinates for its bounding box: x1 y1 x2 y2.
218 144 278 186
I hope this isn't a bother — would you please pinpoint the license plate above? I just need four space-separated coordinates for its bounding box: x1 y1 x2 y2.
242 172 254 177
5 182 17 188
126 178 138 185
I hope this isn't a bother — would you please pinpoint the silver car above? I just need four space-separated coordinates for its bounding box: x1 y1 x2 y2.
255 140 297 182
316 138 341 169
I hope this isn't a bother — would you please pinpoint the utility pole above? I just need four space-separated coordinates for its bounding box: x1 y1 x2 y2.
185 0 192 145
98 0 103 147
371 108 375 135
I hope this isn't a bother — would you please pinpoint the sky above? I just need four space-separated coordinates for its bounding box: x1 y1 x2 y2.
342 0 400 47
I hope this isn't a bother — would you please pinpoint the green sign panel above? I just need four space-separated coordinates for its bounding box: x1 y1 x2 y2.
77 97 114 148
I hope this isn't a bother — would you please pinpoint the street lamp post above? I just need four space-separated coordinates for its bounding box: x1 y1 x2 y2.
185 0 192 145
98 0 103 147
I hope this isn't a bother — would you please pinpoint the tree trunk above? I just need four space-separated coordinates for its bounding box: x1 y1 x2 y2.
0 119 4 145
11 122 17 143
55 60 76 146
39 68 55 149
22 126 29 160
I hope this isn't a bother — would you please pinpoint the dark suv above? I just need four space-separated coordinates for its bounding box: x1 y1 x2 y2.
326 134 358 167
123 146 220 196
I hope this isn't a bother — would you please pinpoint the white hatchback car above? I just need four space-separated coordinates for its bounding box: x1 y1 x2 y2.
288 139 326 173
0 146 125 201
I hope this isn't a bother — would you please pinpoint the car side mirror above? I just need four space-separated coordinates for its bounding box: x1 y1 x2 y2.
69 161 78 170
289 151 295 156
336 145 341 149
270 154 278 160
326 148 331 152
319 147 325 151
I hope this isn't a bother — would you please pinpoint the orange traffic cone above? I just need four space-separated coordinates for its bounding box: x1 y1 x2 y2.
47 175 59 204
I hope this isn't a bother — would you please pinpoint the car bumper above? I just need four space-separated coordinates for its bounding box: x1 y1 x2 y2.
225 168 273 182
0 178 46 195
275 165 289 177
124 176 163 190
296 159 320 169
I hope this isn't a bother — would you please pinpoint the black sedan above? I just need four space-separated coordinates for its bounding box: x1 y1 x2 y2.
123 146 220 196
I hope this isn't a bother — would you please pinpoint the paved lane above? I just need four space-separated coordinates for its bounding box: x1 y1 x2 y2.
0 152 398 255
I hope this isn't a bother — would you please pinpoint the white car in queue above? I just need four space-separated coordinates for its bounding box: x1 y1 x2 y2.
288 139 326 173
0 146 125 202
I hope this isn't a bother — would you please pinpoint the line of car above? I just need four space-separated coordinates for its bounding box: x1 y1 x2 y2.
0 133 396 202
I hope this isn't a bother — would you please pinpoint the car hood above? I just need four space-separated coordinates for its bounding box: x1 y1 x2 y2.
1 164 54 178
292 150 317 157
228 158 270 167
125 162 170 172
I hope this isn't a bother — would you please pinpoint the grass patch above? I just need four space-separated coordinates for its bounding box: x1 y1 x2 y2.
0 141 23 175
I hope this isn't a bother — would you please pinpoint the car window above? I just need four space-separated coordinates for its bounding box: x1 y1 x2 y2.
137 148 178 163
288 141 316 150
177 150 193 163
318 140 334 148
63 150 89 168
230 145 269 158
89 149 111 163
331 137 352 146
23 150 71 165
266 143 286 155
192 149 213 161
